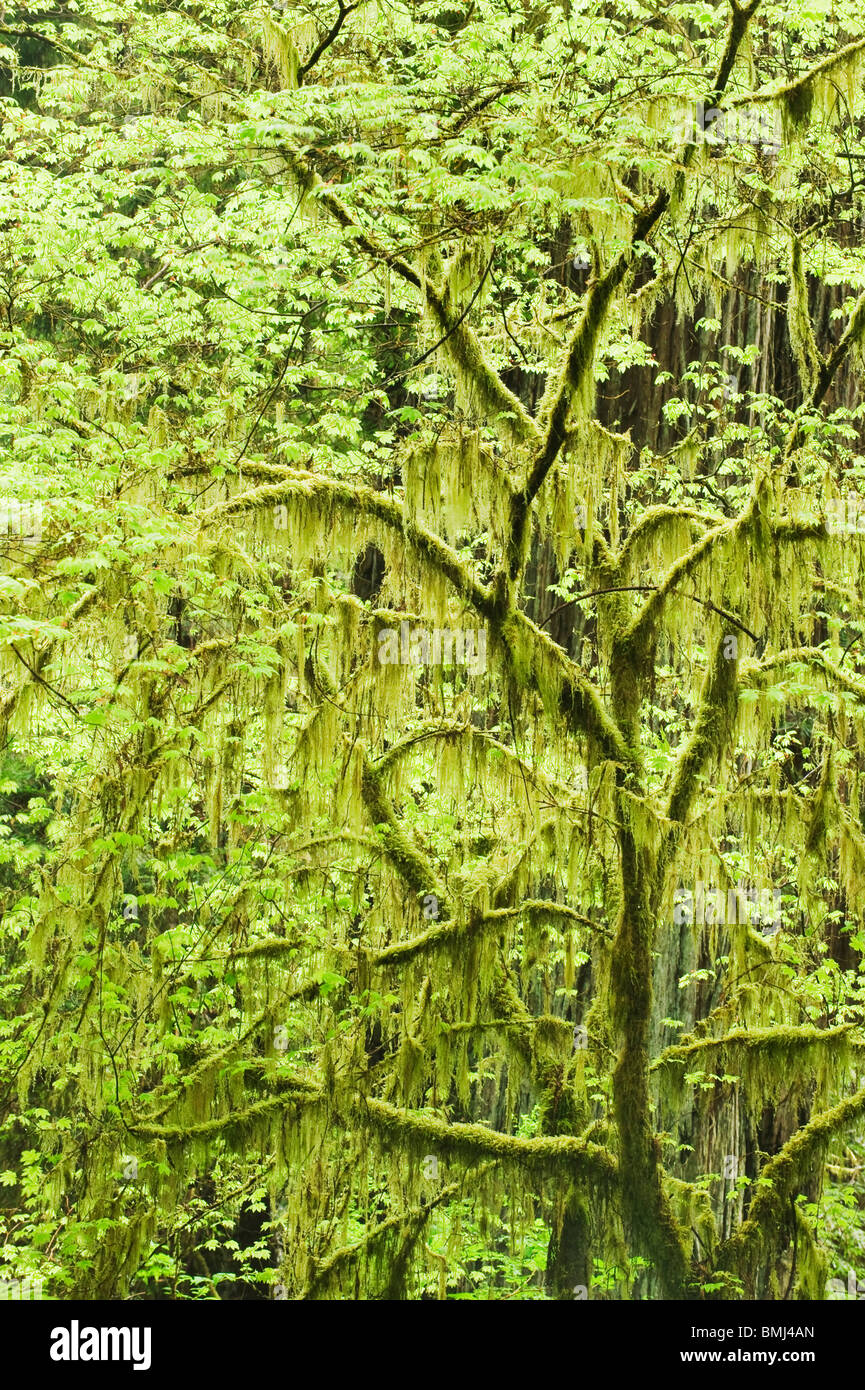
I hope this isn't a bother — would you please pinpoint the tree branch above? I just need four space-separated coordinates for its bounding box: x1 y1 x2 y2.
297 0 360 82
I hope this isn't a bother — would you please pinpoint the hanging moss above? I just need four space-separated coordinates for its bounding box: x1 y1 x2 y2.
11 0 865 1305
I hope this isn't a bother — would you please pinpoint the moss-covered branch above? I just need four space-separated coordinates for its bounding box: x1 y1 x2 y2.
615 505 721 577
369 898 608 969
666 631 741 827
359 744 451 919
201 470 496 619
725 35 865 118
788 237 822 396
503 0 762 589
716 1082 865 1289
203 474 629 766
502 608 632 768
504 193 669 585
623 504 752 658
360 1096 618 1185
375 720 587 809
651 1023 857 1072
302 1172 475 1299
279 146 538 450
129 1083 321 1141
0 585 98 733
741 647 865 706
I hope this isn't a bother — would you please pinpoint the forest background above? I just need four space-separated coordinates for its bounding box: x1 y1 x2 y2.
2 0 865 1301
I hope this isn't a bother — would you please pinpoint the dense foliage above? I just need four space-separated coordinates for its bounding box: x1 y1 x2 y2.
2 0 865 1300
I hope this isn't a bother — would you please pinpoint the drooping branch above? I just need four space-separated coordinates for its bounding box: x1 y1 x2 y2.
200 471 496 619
540 585 760 644
615 505 722 576
621 491 843 666
621 502 752 661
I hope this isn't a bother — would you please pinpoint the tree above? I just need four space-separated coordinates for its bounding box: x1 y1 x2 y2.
2 0 865 1300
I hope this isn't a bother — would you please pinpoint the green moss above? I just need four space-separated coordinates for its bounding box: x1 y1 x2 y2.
717 1083 865 1291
